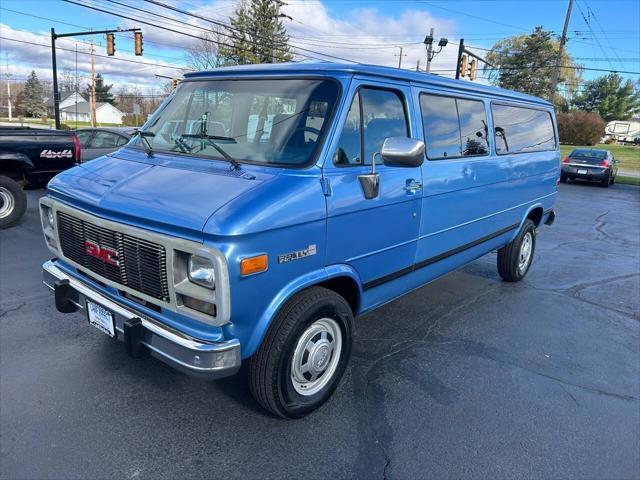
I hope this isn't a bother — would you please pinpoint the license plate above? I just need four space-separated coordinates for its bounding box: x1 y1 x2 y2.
577 169 588 174
86 300 115 337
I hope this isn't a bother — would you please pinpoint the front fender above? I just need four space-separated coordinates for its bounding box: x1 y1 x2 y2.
242 264 362 358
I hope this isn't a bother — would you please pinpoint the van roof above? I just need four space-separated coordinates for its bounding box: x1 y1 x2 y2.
183 61 553 107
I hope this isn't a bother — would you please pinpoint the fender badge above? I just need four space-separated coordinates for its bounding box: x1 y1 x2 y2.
278 244 317 264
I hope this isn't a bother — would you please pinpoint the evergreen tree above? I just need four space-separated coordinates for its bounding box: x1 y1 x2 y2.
219 0 293 65
485 27 582 108
84 74 116 105
573 74 640 121
22 70 45 118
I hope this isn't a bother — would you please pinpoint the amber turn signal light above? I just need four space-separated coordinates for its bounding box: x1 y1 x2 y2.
240 254 268 276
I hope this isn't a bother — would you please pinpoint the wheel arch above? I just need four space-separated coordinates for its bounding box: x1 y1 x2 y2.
242 264 362 358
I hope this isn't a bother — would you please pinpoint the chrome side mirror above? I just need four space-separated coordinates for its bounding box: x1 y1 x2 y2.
381 137 425 168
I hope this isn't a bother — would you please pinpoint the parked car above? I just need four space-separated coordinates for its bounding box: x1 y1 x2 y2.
75 127 135 162
0 126 79 228
40 63 558 418
561 148 618 187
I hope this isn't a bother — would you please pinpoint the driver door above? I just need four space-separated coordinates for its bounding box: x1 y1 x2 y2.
324 80 422 306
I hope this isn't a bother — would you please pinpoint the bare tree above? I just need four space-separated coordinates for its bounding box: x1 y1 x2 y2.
186 27 225 71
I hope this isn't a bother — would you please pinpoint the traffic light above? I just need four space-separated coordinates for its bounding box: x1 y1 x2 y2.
134 31 143 56
469 59 477 81
171 78 178 90
106 33 115 56
459 54 468 78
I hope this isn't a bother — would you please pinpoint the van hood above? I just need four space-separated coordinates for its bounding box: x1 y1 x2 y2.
47 151 265 238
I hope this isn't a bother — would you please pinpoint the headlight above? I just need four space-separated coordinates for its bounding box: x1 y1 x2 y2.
46 207 54 229
188 255 215 289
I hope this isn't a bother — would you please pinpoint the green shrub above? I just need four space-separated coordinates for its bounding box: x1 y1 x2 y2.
557 111 605 146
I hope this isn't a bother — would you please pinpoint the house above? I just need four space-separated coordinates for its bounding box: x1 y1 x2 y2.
44 91 88 117
44 91 125 125
604 116 640 144
60 102 125 125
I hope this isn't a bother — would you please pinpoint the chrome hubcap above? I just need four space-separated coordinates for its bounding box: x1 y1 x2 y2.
518 231 533 272
0 187 15 219
291 318 342 396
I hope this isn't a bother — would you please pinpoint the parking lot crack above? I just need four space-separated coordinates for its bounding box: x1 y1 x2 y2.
0 302 27 320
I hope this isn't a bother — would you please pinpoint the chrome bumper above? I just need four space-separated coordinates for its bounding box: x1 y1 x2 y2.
42 260 241 380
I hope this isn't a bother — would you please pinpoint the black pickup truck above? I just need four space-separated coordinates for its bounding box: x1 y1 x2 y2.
0 127 79 228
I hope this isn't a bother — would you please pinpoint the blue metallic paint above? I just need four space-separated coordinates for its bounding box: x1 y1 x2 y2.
43 63 558 360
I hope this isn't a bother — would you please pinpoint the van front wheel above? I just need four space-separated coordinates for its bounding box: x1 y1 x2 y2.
497 219 536 282
248 287 354 419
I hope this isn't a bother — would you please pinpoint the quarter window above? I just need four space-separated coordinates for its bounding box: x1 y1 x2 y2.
420 94 489 159
333 87 409 166
492 104 555 154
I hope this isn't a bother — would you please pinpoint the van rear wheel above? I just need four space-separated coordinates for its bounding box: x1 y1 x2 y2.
0 176 27 229
497 219 536 282
248 287 353 419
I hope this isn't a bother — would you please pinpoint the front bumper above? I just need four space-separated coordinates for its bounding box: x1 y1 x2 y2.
42 260 241 380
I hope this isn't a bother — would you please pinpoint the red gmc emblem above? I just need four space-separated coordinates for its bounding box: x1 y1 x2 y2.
84 240 119 266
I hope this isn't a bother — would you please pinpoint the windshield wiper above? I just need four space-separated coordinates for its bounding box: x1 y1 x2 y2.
180 133 241 170
133 130 155 156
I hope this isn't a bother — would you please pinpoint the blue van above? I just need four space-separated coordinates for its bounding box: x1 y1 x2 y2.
40 63 558 418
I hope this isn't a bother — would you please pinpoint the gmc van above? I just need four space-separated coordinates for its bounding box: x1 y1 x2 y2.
40 63 558 418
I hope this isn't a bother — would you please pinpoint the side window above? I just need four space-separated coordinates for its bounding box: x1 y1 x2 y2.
360 88 408 165
116 135 129 147
492 104 555 154
420 95 459 158
334 88 408 166
420 94 489 159
75 130 93 148
333 93 362 166
91 131 121 148
458 99 489 156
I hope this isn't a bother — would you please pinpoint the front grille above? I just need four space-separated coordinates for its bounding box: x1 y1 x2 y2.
57 211 170 302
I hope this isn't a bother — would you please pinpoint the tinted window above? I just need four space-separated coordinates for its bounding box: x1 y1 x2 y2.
76 130 93 148
492 104 555 154
333 94 361 166
116 135 129 147
420 94 489 159
334 88 408 167
360 88 408 165
458 99 489 156
91 131 121 148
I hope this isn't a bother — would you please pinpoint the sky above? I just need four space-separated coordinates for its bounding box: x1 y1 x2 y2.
0 0 638 97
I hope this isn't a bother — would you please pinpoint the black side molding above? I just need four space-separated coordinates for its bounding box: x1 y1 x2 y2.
363 222 520 291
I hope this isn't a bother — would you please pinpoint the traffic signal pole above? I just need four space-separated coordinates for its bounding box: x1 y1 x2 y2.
50 27 141 129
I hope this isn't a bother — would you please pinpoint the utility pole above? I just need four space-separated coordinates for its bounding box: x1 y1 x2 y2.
425 28 434 72
5 52 12 121
394 46 407 69
424 28 448 73
550 0 574 105
90 35 97 127
272 0 292 63
416 59 421 71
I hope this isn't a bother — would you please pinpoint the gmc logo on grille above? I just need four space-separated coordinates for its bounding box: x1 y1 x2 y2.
84 240 119 266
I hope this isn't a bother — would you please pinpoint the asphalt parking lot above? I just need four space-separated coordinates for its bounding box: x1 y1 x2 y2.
1 183 639 480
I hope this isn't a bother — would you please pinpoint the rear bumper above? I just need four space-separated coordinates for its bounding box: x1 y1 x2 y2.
561 165 610 180
42 260 241 380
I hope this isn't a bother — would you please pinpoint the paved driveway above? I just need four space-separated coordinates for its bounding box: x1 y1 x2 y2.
1 184 639 479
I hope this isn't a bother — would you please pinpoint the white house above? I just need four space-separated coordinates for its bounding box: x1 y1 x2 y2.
60 102 125 124
44 92 87 117
604 116 640 144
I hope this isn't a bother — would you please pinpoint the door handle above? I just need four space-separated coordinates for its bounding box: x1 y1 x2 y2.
403 179 423 193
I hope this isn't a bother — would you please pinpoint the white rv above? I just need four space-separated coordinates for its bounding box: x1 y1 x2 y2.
604 117 640 144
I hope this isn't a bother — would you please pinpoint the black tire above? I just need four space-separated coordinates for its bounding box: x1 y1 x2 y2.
601 175 610 188
248 286 354 419
497 219 536 282
0 176 27 229
559 174 567 183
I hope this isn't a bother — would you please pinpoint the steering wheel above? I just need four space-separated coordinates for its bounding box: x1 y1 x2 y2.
293 126 322 140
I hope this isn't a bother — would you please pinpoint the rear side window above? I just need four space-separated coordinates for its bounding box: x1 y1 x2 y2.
334 87 409 166
420 94 489 159
492 104 555 154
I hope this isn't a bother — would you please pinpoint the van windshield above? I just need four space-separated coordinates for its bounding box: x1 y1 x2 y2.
137 78 339 167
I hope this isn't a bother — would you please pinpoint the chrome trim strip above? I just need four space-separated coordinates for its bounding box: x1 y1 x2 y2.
564 163 607 169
